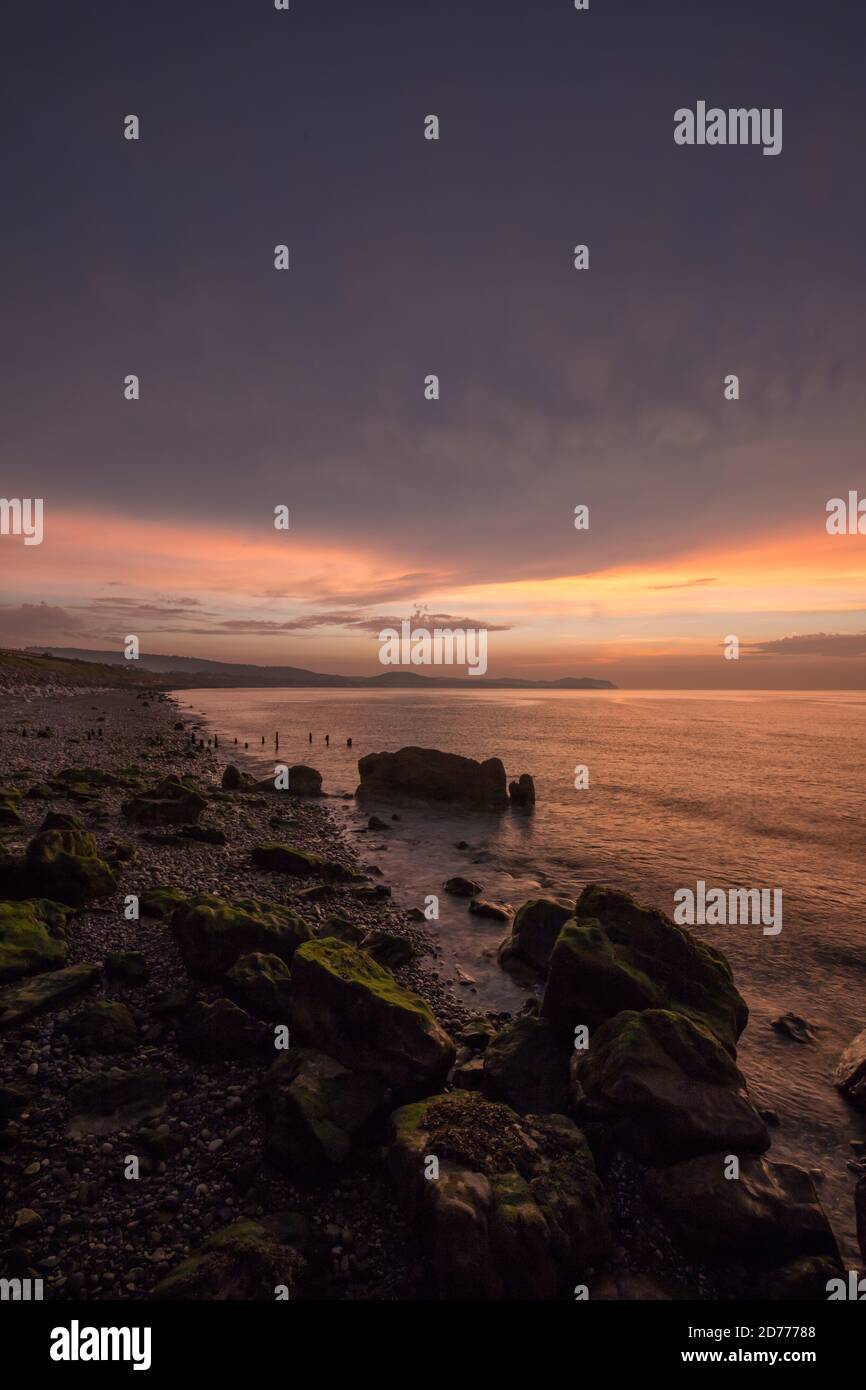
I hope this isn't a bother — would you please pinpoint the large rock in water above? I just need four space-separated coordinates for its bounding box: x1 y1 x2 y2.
152 1220 304 1300
644 1153 840 1263
291 938 455 1096
171 894 312 979
388 1090 610 1299
0 899 73 982
575 1009 769 1165
357 746 509 812
122 776 207 827
834 1028 866 1110
0 831 116 908
288 765 322 797
259 1048 389 1176
499 898 573 977
542 885 747 1055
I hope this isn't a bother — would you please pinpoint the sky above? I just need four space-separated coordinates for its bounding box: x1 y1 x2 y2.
1 0 865 687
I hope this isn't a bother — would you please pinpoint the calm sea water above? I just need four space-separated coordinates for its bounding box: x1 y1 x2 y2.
176 687 866 1261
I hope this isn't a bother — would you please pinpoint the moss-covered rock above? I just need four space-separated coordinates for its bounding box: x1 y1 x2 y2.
172 894 312 979
259 1048 389 1176
575 1009 769 1165
291 937 455 1096
0 798 23 827
104 950 149 984
0 898 73 982
178 998 263 1061
140 886 188 921
482 1014 570 1115
122 776 207 827
251 843 360 881
67 1068 168 1138
644 1152 840 1262
0 962 100 1029
18 829 115 907
542 885 747 1054
388 1089 610 1299
59 1001 138 1054
225 952 292 1021
499 898 573 977
151 1220 303 1300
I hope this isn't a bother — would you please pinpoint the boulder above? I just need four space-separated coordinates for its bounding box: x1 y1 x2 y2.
122 776 207 827
140 886 188 921
575 1009 770 1165
59 1001 138 1054
291 937 455 1096
357 746 509 812
221 765 256 791
0 798 22 827
288 765 322 797
644 1152 840 1262
499 898 573 977
178 999 263 1061
67 1068 169 1138
542 885 747 1055
835 1028 866 1110
482 1014 570 1115
388 1090 609 1299
225 952 292 1021
171 894 312 979
251 843 360 881
444 876 482 897
0 962 100 1029
0 898 73 982
358 928 417 970
152 1221 303 1300
259 1048 389 1176
104 951 149 984
508 773 536 809
39 812 81 831
468 899 511 923
0 830 116 908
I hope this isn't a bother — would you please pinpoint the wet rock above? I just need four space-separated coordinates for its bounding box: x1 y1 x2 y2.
178 999 263 1061
770 1013 816 1045
444 876 482 897
0 898 73 982
542 885 747 1055
259 1048 389 1176
575 1009 769 1165
291 937 455 1096
151 1220 303 1300
388 1090 609 1299
499 898 573 977
122 776 207 827
172 894 312 979
468 899 511 923
225 952 292 1021
367 815 390 831
104 951 149 984
179 824 227 846
221 765 256 792
0 962 100 1029
358 928 417 970
835 1028 866 1110
357 746 509 812
287 766 323 797
508 773 535 809
482 1015 570 1115
645 1153 840 1262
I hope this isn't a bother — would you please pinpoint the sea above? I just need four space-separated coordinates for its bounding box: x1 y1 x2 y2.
173 687 866 1262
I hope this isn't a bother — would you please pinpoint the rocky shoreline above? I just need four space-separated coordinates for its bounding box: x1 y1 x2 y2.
0 687 862 1300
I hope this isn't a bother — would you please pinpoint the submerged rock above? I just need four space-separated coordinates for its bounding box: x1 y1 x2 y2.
388 1089 610 1299
225 951 292 1021
172 894 312 979
152 1220 303 1300
259 1048 389 1176
468 899 511 923
291 937 455 1096
575 1009 769 1165
357 746 509 812
0 898 73 982
770 1013 817 1045
543 885 747 1054
444 876 483 897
